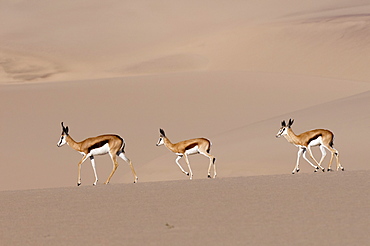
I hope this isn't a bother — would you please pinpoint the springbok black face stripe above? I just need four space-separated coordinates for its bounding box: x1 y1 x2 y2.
58 136 64 146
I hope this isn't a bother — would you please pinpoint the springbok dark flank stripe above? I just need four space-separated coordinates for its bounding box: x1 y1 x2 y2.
185 143 198 151
307 133 322 145
88 140 109 153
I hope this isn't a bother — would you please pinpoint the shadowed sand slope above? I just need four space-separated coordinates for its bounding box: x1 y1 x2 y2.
1 171 369 246
209 90 370 177
1 72 370 191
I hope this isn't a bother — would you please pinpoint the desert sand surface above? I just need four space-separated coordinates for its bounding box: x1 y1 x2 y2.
1 0 370 245
1 171 369 246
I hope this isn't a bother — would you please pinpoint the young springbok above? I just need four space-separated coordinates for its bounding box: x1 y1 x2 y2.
276 119 344 174
57 122 138 186
156 129 216 180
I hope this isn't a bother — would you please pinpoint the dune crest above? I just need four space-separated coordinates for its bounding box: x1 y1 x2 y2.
119 54 209 75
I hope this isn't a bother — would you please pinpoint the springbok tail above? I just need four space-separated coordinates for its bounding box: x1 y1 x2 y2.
207 139 212 153
121 140 126 153
329 134 335 148
116 135 126 154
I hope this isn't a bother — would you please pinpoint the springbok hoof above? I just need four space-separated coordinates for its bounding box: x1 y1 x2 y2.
77 183 81 186
186 173 190 176
341 167 345 171
327 168 333 172
292 168 299 174
208 175 211 178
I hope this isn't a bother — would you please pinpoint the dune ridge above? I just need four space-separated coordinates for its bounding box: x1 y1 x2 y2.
1 171 369 245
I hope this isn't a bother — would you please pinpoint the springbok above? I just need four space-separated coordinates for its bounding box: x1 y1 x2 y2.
276 119 344 174
156 129 216 180
57 122 138 186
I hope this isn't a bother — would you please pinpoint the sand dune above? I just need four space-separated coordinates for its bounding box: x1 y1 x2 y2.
1 0 370 82
1 72 370 190
1 171 369 245
1 1 370 245
121 54 209 75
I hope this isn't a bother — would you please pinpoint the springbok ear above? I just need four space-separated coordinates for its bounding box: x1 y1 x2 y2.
159 128 166 137
281 120 286 127
288 119 294 128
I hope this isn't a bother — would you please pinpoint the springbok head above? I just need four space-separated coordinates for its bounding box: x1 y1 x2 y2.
156 128 166 146
57 122 69 147
276 119 294 138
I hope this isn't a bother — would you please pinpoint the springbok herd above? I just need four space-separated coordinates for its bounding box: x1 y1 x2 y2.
57 119 344 186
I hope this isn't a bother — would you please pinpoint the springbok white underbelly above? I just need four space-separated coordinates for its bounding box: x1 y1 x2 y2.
185 145 199 155
308 136 322 147
90 143 110 156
